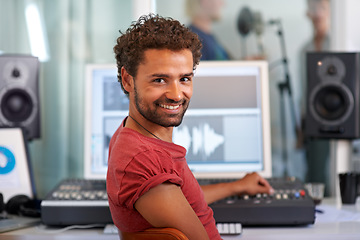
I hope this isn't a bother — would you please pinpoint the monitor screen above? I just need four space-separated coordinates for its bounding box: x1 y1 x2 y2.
84 61 272 179
0 127 35 202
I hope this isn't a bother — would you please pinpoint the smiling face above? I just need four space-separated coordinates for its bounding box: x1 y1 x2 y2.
124 48 194 131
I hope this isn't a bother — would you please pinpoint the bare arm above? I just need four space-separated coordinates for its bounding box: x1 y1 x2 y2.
134 183 210 240
201 172 274 204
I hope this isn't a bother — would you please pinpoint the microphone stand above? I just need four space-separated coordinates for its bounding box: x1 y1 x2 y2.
270 19 301 177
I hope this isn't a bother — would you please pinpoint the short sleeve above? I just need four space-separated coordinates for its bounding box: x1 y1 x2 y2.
118 149 183 209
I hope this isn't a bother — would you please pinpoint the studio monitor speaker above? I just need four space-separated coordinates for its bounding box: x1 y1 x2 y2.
305 52 360 139
0 55 40 139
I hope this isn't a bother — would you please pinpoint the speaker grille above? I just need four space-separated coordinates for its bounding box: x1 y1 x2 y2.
309 83 354 125
305 52 360 139
1 88 34 123
0 55 40 139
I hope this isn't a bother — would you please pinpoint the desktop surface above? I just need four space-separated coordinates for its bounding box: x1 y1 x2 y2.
2 198 360 240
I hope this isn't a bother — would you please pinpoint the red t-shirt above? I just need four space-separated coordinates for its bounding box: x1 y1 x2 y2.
107 118 221 239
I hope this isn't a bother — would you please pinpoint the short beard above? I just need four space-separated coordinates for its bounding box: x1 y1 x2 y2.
134 84 189 128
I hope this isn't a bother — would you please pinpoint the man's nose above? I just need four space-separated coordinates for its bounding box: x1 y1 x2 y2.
166 82 182 102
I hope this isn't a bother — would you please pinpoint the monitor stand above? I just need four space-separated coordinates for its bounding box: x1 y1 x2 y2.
329 139 352 202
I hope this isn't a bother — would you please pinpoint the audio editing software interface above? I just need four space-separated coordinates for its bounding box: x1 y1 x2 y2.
85 66 128 178
173 70 264 174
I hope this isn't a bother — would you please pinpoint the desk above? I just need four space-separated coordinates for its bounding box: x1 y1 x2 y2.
1 198 360 240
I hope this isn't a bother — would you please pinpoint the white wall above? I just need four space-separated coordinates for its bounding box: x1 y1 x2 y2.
132 0 156 19
331 0 360 51
89 0 132 63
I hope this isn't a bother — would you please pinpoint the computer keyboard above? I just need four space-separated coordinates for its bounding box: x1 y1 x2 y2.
216 222 242 235
102 223 241 235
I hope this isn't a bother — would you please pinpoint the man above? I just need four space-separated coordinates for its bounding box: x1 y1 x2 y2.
300 0 330 193
185 0 230 60
107 14 273 239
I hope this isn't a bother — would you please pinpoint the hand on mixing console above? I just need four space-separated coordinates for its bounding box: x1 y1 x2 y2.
231 172 274 196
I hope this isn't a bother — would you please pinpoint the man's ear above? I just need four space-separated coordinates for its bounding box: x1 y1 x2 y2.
121 67 134 93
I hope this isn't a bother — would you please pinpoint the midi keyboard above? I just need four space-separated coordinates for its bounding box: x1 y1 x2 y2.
41 177 315 226
198 177 316 226
41 179 111 226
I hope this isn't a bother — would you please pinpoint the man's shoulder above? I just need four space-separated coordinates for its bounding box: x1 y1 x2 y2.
110 127 173 157
112 127 152 149
109 126 186 164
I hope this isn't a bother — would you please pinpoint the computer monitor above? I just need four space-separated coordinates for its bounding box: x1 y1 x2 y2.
84 61 272 179
0 127 36 202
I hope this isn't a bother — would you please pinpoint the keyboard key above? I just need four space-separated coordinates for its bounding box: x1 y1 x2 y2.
229 223 235 234
103 224 119 234
216 223 242 235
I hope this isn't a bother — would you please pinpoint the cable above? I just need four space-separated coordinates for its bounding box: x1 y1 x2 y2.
35 223 106 234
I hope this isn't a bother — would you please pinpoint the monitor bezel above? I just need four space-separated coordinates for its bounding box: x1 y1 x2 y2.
84 64 118 179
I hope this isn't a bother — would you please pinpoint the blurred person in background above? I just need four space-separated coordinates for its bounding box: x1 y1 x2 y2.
185 0 231 60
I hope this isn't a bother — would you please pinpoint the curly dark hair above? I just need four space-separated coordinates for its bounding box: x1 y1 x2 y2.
114 14 202 95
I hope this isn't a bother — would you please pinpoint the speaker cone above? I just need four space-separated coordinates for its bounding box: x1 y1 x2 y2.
0 88 34 123
309 83 354 126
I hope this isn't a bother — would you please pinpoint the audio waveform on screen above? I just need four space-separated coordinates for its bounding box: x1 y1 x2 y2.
173 123 225 160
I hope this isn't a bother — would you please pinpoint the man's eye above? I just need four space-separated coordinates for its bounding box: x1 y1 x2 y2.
154 78 165 83
181 77 191 82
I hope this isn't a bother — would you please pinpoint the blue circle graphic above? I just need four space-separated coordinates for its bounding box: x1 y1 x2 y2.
0 146 16 174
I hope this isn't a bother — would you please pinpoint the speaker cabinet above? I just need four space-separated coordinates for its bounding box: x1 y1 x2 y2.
0 55 40 139
305 52 360 139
